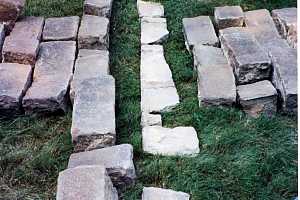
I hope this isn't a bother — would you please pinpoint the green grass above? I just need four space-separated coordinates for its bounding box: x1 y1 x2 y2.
0 0 297 199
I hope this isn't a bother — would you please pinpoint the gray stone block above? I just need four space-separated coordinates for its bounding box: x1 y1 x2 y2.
142 187 190 200
141 17 169 45
141 112 162 128
137 0 164 18
84 0 114 18
214 6 244 29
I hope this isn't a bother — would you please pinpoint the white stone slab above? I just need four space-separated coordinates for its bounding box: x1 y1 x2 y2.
141 17 169 45
137 0 164 18
141 112 162 128
142 187 190 200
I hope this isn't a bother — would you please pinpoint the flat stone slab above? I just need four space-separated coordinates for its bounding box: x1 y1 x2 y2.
0 0 26 30
70 49 109 103
141 17 169 45
0 63 32 117
68 144 136 187
143 126 200 156
137 0 164 18
22 41 76 114
214 6 244 29
194 45 236 106
43 16 80 41
71 76 116 152
78 15 109 50
237 80 277 117
142 187 190 200
220 27 271 84
141 112 162 128
84 0 113 18
56 165 118 200
182 16 219 52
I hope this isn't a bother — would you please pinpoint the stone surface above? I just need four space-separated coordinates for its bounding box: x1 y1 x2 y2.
43 16 80 41
141 112 162 128
78 15 109 50
237 80 277 117
142 187 190 200
220 27 271 84
141 17 169 45
56 165 118 200
71 76 115 152
0 0 26 30
137 0 164 18
287 23 297 48
22 41 76 114
214 6 244 29
68 144 136 187
70 49 109 103
0 23 5 59
194 45 236 106
182 16 219 52
142 126 200 156
0 63 32 117
84 0 113 18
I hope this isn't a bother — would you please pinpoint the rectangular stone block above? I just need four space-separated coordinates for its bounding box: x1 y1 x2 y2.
214 6 244 29
220 27 271 84
141 112 162 128
78 15 109 50
0 0 25 32
182 16 219 52
141 17 169 45
22 41 76 114
68 144 136 187
142 187 190 200
0 63 32 117
56 165 118 200
71 76 115 152
137 0 164 18
84 0 113 18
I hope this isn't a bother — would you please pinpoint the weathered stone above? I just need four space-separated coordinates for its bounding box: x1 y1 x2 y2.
142 187 190 200
22 41 76 114
220 27 271 84
141 17 169 45
0 63 32 117
287 23 297 48
68 144 136 187
78 15 109 50
237 80 277 117
182 16 219 52
137 0 164 18
0 23 5 59
194 45 236 106
71 76 115 152
84 0 113 18
143 126 199 156
43 16 80 41
70 49 109 103
56 165 118 200
214 6 244 29
141 112 162 128
0 0 25 28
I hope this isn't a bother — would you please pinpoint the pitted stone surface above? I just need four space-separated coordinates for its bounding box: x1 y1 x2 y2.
78 15 109 50
0 0 25 32
43 16 80 41
214 6 244 29
0 63 32 117
237 80 277 117
142 126 200 156
141 17 169 44
71 76 115 152
182 16 218 52
22 41 76 114
68 144 136 187
56 165 118 200
142 187 190 200
141 112 162 128
84 0 113 18
137 0 164 18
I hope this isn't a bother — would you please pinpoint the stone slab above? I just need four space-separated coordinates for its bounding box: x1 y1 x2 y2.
78 15 109 50
43 16 80 41
22 41 76 114
71 76 115 152
137 0 164 18
56 165 118 200
141 17 169 45
214 6 244 29
237 80 277 117
142 126 200 156
182 16 219 52
84 0 114 18
141 112 162 128
68 144 136 187
0 0 25 26
0 63 32 117
142 187 190 200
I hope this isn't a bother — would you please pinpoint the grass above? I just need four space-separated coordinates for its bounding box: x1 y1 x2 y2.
0 0 297 199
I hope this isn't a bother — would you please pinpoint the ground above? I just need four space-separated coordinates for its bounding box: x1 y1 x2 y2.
0 0 297 199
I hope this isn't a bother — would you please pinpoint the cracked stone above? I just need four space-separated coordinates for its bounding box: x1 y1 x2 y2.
141 17 169 45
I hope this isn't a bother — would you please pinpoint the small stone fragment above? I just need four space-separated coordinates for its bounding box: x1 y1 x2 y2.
141 112 162 127
214 6 244 29
68 144 136 187
43 16 80 41
142 126 199 156
56 165 118 200
142 187 190 200
141 17 169 45
137 0 164 18
78 15 109 50
84 0 114 18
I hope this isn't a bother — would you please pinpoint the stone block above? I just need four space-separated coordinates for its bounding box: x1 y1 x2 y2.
214 6 244 29
0 0 25 28
84 0 114 18
141 17 169 45
137 0 164 18
0 23 5 59
142 187 190 200
141 112 162 128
